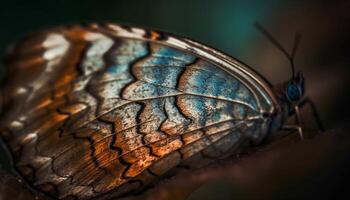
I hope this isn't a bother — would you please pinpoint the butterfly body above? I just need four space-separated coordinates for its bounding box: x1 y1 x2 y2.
0 23 290 199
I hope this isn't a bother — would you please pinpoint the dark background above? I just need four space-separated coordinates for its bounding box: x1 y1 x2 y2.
0 0 349 199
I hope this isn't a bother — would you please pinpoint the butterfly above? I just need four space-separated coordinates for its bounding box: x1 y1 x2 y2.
0 22 323 199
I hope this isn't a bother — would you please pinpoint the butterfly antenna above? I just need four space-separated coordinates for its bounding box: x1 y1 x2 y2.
254 22 300 80
290 32 301 77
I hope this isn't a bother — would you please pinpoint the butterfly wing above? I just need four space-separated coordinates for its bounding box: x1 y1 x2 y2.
0 23 277 199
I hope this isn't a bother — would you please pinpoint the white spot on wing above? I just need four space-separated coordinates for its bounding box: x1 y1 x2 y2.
18 115 27 121
21 132 37 143
10 120 23 129
43 34 69 60
131 27 146 35
22 33 69 103
107 24 145 39
80 32 114 76
16 87 27 95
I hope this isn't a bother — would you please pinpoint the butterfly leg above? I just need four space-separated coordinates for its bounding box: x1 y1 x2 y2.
281 105 304 140
298 97 325 132
294 105 304 126
281 124 304 140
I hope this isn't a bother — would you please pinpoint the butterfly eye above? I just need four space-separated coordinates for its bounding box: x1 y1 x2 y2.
286 83 301 102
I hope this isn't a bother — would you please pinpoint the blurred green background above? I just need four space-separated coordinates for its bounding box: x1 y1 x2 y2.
0 0 297 57
0 0 349 199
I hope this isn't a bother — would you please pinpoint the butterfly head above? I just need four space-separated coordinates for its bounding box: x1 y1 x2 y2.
254 22 304 106
260 71 305 142
285 71 305 103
